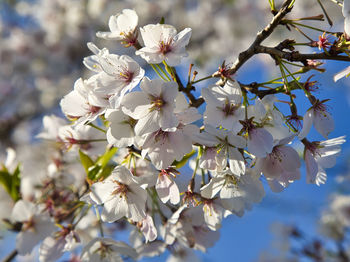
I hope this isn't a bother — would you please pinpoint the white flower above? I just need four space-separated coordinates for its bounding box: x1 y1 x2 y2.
247 127 274 158
96 9 139 45
60 77 107 125
105 108 142 148
11 200 56 255
298 101 334 140
202 198 229 231
156 169 180 205
165 206 220 252
343 0 350 36
136 240 167 260
122 77 179 136
255 136 301 191
136 24 192 66
36 115 67 140
58 125 106 155
141 109 200 170
84 43 144 106
39 228 79 262
139 214 158 243
81 238 137 262
248 95 291 140
89 166 147 222
304 136 346 185
202 80 244 133
195 125 246 175
201 168 265 217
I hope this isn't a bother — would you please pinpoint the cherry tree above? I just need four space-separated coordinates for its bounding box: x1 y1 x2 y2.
0 0 349 261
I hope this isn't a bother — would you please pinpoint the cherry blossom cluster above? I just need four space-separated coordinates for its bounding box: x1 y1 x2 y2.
0 1 349 261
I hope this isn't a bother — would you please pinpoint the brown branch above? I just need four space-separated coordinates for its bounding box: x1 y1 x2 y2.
1 250 18 262
228 0 294 75
255 45 350 63
174 71 204 108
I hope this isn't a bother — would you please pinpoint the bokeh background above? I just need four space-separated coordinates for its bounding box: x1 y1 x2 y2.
1 0 350 261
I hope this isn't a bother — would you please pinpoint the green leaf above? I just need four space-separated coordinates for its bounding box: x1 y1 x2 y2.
85 147 117 182
0 164 21 201
172 149 196 169
159 17 165 24
96 147 117 168
11 165 21 201
79 150 94 174
87 165 102 181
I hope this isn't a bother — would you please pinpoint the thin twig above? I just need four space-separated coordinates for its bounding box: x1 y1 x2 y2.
255 45 350 63
228 0 294 75
1 249 18 262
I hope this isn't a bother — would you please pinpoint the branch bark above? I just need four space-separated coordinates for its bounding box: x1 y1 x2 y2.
255 45 350 63
1 250 18 262
228 0 294 75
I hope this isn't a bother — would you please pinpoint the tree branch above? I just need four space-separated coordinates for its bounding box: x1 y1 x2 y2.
174 71 204 108
1 250 18 262
255 45 350 63
228 0 294 75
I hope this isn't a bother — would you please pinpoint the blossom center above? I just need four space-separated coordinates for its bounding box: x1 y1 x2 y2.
112 180 129 197
159 39 173 55
22 217 35 231
150 96 166 111
222 99 238 117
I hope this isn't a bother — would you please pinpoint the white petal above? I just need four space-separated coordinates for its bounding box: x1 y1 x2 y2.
298 110 314 140
314 110 334 139
247 128 273 158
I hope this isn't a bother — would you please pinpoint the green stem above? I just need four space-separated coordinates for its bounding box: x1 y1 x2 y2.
258 70 303 85
289 21 334 34
88 123 106 133
191 75 214 84
94 205 104 237
150 64 167 81
158 63 172 81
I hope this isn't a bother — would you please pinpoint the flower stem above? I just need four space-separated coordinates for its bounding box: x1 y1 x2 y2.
150 64 168 81
94 205 104 237
88 123 106 133
191 75 214 84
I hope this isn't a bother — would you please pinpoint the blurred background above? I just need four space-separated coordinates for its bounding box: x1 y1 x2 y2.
0 0 350 261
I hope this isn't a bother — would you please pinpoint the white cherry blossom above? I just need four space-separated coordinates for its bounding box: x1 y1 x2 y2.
201 168 265 216
81 238 137 262
136 24 192 66
141 108 200 170
121 77 179 136
304 136 346 185
248 95 291 140
195 125 246 175
298 100 334 140
202 80 244 133
139 214 158 243
155 169 180 205
343 0 350 36
255 136 301 192
60 77 107 126
247 126 274 158
84 43 145 106
89 166 147 222
96 9 139 45
36 115 67 140
11 200 56 255
105 108 142 148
